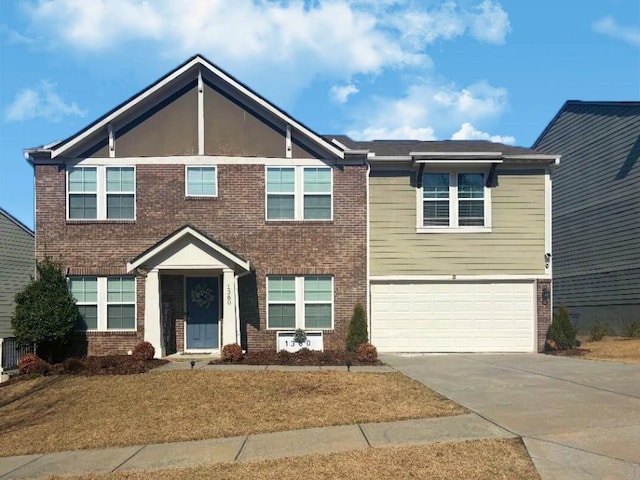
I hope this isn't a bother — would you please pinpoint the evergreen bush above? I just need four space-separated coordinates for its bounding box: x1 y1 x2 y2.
346 303 368 352
546 304 577 350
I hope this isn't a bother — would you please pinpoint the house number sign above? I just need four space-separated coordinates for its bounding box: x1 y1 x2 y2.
226 284 232 305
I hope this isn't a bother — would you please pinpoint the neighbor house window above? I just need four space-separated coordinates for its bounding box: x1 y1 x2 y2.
419 171 490 232
67 165 135 221
68 167 97 219
70 277 98 330
107 277 136 330
69 276 136 331
267 275 333 329
186 166 217 197
266 166 332 220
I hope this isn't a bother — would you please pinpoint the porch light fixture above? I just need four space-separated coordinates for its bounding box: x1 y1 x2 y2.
541 287 550 306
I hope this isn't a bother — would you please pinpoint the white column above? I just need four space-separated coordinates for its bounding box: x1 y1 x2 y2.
144 269 163 358
221 269 237 346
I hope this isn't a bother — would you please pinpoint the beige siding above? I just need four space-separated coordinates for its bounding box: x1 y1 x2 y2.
370 169 546 276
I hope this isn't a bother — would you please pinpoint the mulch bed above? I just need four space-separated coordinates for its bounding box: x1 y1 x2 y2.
210 349 382 366
543 348 590 358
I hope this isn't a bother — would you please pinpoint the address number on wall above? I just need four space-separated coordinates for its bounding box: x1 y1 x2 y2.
277 331 323 352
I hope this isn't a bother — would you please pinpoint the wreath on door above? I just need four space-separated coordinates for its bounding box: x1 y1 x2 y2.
191 282 215 309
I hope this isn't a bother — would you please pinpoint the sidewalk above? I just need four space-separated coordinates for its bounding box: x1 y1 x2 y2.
0 414 513 479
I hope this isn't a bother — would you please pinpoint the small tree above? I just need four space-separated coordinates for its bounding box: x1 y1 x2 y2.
546 304 577 350
346 303 368 352
12 258 79 362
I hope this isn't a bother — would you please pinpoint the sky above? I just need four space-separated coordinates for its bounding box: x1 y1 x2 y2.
1 0 639 229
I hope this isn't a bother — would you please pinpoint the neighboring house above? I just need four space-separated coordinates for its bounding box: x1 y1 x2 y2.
534 101 640 333
0 208 35 376
333 137 558 352
25 54 558 357
25 55 367 357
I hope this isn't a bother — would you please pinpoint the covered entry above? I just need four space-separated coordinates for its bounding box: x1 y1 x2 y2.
127 226 250 357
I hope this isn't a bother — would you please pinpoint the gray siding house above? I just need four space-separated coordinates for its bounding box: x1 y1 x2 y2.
0 208 35 376
533 101 640 333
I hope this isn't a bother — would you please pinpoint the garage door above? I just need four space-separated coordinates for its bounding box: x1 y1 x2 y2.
371 281 535 353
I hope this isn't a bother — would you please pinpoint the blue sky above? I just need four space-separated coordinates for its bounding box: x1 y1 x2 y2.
1 0 639 229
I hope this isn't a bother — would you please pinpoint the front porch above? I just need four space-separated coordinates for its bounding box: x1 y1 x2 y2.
127 226 250 358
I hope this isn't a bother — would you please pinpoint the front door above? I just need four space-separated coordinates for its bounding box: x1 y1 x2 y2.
186 277 219 349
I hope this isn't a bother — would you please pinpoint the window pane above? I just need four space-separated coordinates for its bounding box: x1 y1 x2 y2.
69 194 97 219
303 168 331 193
268 304 296 329
304 304 331 329
304 277 332 301
267 168 295 193
187 167 216 196
107 194 134 219
107 277 135 302
459 200 484 226
268 277 295 302
77 305 98 330
423 200 450 226
107 167 134 192
69 167 97 192
107 305 135 329
303 195 331 219
267 195 295 219
458 173 484 199
423 173 449 199
70 277 97 302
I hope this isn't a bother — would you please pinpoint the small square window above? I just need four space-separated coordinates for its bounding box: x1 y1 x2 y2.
186 166 217 196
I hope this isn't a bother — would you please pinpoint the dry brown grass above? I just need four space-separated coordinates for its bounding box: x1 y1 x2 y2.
578 337 640 364
52 438 540 480
0 371 465 457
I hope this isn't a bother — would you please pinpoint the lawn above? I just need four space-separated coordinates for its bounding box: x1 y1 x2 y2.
53 438 540 480
0 370 465 457
577 337 640 364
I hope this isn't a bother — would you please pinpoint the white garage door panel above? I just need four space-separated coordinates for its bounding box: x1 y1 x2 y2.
371 281 535 353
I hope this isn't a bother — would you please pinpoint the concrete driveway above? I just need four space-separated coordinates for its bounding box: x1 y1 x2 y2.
382 354 640 480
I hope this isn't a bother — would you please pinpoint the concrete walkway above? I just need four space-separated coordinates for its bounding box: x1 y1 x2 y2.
382 353 640 480
0 413 512 479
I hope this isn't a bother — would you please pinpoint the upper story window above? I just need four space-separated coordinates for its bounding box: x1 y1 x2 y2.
266 166 332 221
267 275 333 330
67 166 136 221
186 166 217 197
418 171 491 233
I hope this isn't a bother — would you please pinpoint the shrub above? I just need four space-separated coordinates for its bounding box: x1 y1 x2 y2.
221 343 244 362
589 321 608 342
18 353 49 375
62 357 86 374
131 341 155 361
622 322 640 338
277 349 293 364
546 304 577 350
346 303 368 352
12 258 80 362
356 343 378 363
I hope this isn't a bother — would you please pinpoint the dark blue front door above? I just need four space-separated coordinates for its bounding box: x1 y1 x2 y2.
186 277 219 349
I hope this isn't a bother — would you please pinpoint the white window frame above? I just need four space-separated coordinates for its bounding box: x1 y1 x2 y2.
417 169 492 233
69 277 98 331
185 165 218 198
106 277 137 331
266 276 334 330
66 165 136 221
69 276 137 332
67 166 98 220
265 166 333 221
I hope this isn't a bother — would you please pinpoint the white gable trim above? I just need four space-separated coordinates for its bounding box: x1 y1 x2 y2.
52 55 344 160
127 226 250 273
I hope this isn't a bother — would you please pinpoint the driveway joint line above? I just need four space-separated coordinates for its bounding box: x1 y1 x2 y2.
0 454 43 479
461 355 640 400
357 423 372 447
234 436 249 462
526 435 640 466
112 444 146 472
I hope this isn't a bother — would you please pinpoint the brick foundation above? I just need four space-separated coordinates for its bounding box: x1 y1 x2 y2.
536 279 552 352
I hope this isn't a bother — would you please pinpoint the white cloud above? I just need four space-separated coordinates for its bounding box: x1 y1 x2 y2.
4 81 87 123
348 79 509 140
330 83 359 104
0 24 35 44
469 0 511 44
451 122 515 144
593 16 640 48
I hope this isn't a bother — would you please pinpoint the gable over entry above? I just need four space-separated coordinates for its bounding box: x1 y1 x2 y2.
127 226 250 357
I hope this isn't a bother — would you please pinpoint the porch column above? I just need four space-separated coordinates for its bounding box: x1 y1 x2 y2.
221 268 237 346
144 269 163 358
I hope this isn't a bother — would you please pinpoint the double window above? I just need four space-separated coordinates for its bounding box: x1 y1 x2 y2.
70 276 136 331
68 166 135 220
267 276 333 329
266 167 332 220
186 166 217 197
419 172 490 232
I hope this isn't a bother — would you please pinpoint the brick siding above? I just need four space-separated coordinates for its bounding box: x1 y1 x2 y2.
536 279 552 352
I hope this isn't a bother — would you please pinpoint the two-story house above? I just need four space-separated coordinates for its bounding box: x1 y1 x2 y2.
26 55 557 356
25 55 367 357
